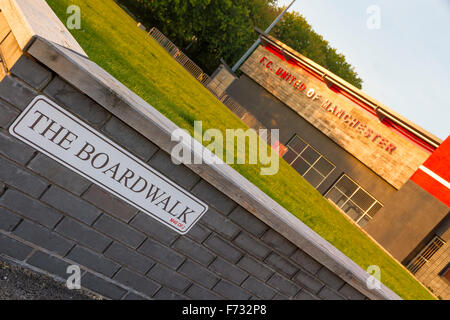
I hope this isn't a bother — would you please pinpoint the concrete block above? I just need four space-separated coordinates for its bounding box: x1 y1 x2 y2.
41 185 102 225
185 223 211 244
130 212 179 245
242 277 276 300
0 156 48 198
261 229 297 257
191 180 236 214
294 289 319 300
185 284 222 300
267 273 301 298
273 293 289 300
290 250 322 274
204 234 243 263
200 208 240 240
27 251 71 278
56 217 112 253
138 237 184 270
213 279 251 300
228 206 268 237
0 129 36 164
147 263 191 293
178 259 220 289
43 77 108 127
113 268 160 298
102 116 158 161
66 246 120 278
82 272 127 300
154 287 187 300
28 153 91 196
338 283 366 300
237 255 273 282
13 220 74 256
233 233 271 260
172 236 215 266
94 214 145 249
0 73 37 110
0 31 21 69
82 185 137 223
208 257 249 285
123 292 147 300
0 189 61 228
0 13 10 42
264 253 298 278
105 242 155 274
0 206 22 231
0 99 19 129
10 55 52 90
147 150 200 190
0 233 33 260
293 270 324 293
318 286 345 300
317 267 345 291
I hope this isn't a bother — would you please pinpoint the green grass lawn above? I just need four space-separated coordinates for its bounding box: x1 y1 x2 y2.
47 0 434 300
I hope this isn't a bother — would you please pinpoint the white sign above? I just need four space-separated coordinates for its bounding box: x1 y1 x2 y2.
9 96 208 234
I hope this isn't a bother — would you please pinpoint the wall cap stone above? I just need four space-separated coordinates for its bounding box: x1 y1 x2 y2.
4 0 404 300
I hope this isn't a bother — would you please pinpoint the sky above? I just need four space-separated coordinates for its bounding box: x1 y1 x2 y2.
276 0 449 140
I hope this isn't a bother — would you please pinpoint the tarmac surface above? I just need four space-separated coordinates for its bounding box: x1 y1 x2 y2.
0 257 98 300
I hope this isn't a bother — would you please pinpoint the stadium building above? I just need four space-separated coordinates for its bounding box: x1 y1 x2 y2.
209 30 450 298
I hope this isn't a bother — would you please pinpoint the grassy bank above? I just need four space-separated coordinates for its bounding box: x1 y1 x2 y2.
46 0 434 299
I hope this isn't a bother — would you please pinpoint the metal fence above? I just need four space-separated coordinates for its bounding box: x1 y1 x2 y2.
148 27 272 143
148 28 211 86
407 236 446 274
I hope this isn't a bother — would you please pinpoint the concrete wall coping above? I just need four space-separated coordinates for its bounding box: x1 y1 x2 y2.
7 0 401 300
0 0 86 56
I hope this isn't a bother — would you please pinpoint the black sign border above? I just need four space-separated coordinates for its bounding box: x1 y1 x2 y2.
9 96 208 234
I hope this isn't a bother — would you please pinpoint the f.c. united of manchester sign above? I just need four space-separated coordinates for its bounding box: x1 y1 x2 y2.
240 45 431 189
258 56 397 155
9 96 208 234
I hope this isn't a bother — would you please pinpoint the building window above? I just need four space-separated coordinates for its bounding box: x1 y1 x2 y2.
283 135 335 189
325 174 383 227
407 236 446 274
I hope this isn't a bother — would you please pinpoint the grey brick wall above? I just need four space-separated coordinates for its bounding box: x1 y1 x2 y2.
0 17 370 300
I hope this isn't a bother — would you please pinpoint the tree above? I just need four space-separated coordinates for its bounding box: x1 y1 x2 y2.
118 0 277 73
270 10 363 88
117 0 363 88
